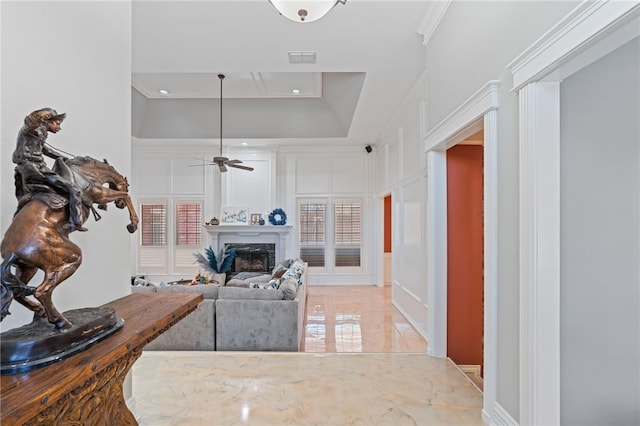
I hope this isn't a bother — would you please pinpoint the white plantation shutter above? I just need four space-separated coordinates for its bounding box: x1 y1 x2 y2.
334 201 361 267
141 203 167 246
176 202 202 246
299 201 326 267
138 199 204 275
139 202 168 273
175 200 203 272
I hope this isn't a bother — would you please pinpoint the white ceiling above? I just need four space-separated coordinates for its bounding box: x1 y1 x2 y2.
132 0 430 147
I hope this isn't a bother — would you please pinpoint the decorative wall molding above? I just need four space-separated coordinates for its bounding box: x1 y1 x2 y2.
419 100 427 140
391 297 430 347
418 0 453 46
491 402 520 426
423 80 499 152
507 1 640 90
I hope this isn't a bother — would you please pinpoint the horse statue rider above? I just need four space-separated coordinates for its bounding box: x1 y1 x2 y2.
12 107 88 232
1 108 139 327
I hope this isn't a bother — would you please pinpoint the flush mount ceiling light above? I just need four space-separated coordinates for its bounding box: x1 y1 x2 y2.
269 0 346 23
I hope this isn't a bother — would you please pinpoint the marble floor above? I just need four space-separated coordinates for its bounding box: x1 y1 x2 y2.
130 285 485 425
303 285 429 353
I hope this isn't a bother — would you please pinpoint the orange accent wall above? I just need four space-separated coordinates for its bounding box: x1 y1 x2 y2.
446 145 484 370
384 195 392 253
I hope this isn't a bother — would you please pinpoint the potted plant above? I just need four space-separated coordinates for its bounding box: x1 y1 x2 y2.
193 246 236 285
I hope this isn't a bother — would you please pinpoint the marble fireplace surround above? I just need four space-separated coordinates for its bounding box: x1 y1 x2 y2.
204 225 293 274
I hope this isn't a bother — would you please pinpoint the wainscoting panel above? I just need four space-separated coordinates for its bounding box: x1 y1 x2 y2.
296 157 330 194
135 157 172 194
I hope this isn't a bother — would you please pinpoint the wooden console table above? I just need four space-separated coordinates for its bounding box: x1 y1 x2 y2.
0 292 202 425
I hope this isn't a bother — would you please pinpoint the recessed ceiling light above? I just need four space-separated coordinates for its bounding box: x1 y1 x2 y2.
242 142 249 146
159 89 169 95
291 88 301 95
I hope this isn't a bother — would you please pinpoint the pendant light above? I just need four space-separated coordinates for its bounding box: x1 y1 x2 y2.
269 0 346 23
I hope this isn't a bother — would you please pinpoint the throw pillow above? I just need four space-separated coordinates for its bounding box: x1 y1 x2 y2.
278 278 298 300
281 260 304 286
233 272 265 281
272 267 287 279
250 278 279 290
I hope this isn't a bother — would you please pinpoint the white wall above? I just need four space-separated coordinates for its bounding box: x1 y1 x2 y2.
0 1 132 331
560 36 640 426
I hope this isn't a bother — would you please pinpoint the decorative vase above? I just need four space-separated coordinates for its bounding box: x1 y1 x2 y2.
258 218 265 225
211 273 226 286
211 217 219 225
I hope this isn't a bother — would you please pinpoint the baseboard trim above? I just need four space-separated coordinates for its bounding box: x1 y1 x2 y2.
491 402 519 426
458 364 481 376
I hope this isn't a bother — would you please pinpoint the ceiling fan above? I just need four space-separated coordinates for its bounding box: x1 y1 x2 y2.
200 74 254 173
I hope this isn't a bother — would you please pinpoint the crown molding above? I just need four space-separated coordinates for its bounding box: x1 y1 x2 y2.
423 80 499 152
418 0 453 46
507 1 640 91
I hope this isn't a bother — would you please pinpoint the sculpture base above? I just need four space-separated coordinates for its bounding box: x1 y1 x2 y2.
1 307 123 375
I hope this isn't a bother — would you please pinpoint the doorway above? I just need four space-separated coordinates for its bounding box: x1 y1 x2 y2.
446 136 484 388
424 80 499 416
383 194 392 286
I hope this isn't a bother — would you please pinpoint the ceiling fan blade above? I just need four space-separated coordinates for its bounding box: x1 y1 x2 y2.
188 158 216 167
225 159 242 164
227 163 254 171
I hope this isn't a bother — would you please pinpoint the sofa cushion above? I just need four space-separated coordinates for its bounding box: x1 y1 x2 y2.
233 272 266 281
218 286 284 300
226 274 271 288
146 299 216 351
278 277 298 300
215 299 298 351
156 284 219 300
131 285 157 294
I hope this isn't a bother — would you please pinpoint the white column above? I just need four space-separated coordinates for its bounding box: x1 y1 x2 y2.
426 149 447 357
518 82 560 426
482 109 498 423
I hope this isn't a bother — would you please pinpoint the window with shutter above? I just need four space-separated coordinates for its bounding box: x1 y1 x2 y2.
138 199 204 275
141 204 167 246
176 202 202 246
139 202 169 273
297 198 363 272
174 200 203 273
299 202 326 267
334 201 361 267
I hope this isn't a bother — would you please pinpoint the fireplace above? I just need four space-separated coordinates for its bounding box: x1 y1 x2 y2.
225 243 276 277
204 224 292 279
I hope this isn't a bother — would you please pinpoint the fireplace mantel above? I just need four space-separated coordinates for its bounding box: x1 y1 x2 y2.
204 225 293 265
204 224 292 237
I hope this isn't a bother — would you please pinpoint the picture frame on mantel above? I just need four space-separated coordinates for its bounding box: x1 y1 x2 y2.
250 213 262 225
220 206 249 225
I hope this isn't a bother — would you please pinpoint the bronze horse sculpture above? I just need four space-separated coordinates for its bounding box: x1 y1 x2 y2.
0 156 138 329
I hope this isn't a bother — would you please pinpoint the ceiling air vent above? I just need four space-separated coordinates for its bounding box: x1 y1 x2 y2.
288 51 316 64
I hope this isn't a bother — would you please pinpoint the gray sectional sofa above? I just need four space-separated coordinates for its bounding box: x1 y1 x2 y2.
131 261 307 352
